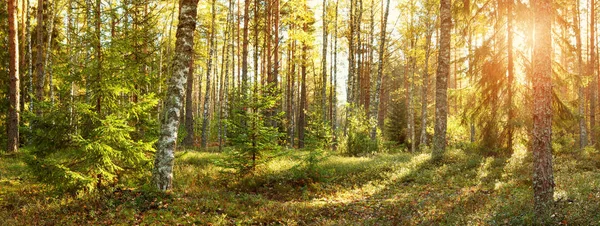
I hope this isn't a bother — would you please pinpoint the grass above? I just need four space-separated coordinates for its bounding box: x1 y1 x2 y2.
1 145 600 225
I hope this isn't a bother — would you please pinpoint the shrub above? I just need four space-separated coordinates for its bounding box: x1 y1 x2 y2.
343 106 379 156
219 86 284 175
25 98 157 195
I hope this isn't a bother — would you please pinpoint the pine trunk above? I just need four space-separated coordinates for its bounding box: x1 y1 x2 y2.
506 0 514 151
578 0 588 147
420 23 433 147
35 0 45 104
590 0 597 147
298 24 308 149
322 0 328 122
8 0 20 152
202 0 217 149
532 0 555 221
433 0 452 161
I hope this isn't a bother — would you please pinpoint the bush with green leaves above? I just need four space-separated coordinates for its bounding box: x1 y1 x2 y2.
219 86 284 175
25 97 157 195
343 106 379 156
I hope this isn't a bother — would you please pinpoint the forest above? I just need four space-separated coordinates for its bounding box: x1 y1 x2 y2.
1 0 600 224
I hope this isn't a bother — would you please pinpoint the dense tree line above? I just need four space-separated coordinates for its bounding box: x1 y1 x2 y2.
2 0 597 222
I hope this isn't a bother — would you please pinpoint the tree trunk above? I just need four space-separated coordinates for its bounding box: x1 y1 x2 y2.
576 1 587 147
433 0 452 161
298 24 308 149
408 36 416 153
95 0 102 114
26 0 33 116
370 0 390 140
202 0 217 149
332 0 339 149
420 21 433 147
45 0 55 105
531 0 555 221
322 0 328 122
8 0 20 152
182 54 195 146
590 0 597 147
241 0 250 95
35 0 45 104
506 0 514 151
152 0 199 191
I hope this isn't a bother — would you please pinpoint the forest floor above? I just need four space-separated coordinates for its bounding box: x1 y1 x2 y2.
1 145 600 225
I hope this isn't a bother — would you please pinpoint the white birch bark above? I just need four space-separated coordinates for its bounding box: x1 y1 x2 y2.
152 0 199 191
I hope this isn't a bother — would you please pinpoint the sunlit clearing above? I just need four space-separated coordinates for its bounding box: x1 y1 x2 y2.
311 153 431 205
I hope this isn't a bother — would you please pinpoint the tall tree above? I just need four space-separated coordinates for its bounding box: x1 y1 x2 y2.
8 0 20 152
590 0 597 147
182 54 195 146
432 0 452 160
298 23 309 148
35 0 44 105
202 0 217 149
322 0 328 122
506 0 515 151
575 0 587 148
531 0 555 221
153 0 199 191
241 0 250 95
420 18 434 147
370 0 390 140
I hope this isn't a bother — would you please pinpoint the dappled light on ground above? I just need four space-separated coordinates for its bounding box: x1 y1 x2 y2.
2 147 600 225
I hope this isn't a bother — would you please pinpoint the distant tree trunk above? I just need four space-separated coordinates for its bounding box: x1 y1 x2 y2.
408 37 416 153
95 0 102 114
575 0 587 148
8 0 20 152
182 54 195 146
287 39 296 147
332 0 339 149
322 0 328 122
506 0 514 151
202 0 217 149
253 0 259 87
344 0 355 136
590 0 597 147
370 0 390 140
433 0 452 161
26 0 33 115
531 0 555 221
153 0 199 191
420 22 433 147
45 0 55 105
241 0 250 95
298 24 308 148
35 0 45 105
354 0 363 105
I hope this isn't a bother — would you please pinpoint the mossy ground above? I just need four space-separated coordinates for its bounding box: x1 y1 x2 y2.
1 145 600 225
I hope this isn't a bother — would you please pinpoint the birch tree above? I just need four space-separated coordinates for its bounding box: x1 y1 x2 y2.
153 0 199 191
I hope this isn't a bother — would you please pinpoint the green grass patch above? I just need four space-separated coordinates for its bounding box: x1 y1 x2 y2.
1 147 600 225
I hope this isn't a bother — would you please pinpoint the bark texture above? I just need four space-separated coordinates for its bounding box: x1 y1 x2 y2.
153 0 199 191
532 0 555 221
8 0 20 152
182 54 195 146
433 0 452 161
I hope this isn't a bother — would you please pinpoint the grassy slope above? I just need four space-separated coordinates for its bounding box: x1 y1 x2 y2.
1 146 600 225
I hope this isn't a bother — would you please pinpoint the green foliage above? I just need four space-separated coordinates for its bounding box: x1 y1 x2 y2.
219 86 284 175
25 98 157 195
343 106 379 156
